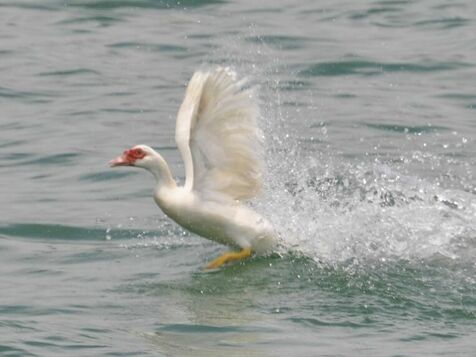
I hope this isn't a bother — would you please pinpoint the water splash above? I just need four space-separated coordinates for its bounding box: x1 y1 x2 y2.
259 154 476 265
190 33 476 268
238 47 476 266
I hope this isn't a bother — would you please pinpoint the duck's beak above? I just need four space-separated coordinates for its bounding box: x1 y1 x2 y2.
109 155 130 167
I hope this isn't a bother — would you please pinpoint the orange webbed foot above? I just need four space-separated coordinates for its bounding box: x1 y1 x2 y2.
205 248 253 269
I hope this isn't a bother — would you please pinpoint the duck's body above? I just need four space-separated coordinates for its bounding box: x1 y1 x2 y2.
110 67 276 268
155 185 275 252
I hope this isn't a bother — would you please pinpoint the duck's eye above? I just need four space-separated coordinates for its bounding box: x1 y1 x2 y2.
133 149 145 158
130 148 146 159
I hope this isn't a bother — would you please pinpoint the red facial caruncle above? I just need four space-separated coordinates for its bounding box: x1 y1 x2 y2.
109 147 146 167
124 148 146 161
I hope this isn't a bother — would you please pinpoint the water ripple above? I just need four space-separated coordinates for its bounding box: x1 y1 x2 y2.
1 152 81 168
80 171 136 182
67 0 226 10
299 60 471 77
364 123 449 134
0 223 157 241
246 35 312 50
38 68 100 77
57 15 124 26
414 17 470 30
0 86 58 101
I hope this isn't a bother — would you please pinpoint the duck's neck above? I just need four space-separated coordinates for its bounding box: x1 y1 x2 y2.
148 154 176 190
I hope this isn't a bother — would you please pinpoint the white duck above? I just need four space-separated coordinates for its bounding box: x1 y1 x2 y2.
110 67 276 268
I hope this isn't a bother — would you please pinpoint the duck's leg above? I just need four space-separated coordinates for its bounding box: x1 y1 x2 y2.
206 248 253 269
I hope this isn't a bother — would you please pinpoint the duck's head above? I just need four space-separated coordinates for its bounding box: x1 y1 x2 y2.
110 145 175 186
109 145 157 169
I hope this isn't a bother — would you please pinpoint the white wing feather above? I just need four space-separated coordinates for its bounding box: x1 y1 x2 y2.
175 67 262 201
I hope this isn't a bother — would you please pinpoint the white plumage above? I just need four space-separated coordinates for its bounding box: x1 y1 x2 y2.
176 67 263 201
110 67 276 268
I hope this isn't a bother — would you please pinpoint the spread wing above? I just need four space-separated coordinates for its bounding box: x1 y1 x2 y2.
175 67 263 202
